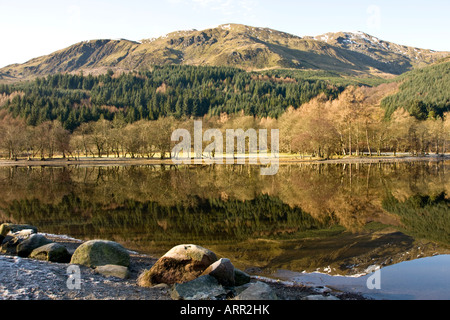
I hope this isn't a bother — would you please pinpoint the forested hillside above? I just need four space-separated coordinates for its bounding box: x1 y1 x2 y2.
382 61 450 119
0 66 343 131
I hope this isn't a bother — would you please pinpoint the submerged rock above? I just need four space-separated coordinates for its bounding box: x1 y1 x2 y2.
70 240 130 268
171 275 227 300
30 243 71 263
138 244 218 287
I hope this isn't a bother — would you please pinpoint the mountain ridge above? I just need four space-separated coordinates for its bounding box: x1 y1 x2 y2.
1 23 448 82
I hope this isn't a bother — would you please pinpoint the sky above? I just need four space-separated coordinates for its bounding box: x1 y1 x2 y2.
0 0 449 68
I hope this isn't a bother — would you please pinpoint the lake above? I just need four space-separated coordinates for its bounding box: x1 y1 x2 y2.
0 160 449 299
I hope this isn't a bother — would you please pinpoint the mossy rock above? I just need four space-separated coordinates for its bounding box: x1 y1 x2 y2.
70 240 130 268
30 243 71 263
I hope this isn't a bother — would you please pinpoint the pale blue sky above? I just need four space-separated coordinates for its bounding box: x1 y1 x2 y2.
0 0 449 68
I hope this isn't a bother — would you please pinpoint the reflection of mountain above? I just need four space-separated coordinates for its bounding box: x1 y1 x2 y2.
0 162 449 276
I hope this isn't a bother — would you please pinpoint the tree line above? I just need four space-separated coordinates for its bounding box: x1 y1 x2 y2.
0 85 448 160
0 64 449 160
278 84 450 158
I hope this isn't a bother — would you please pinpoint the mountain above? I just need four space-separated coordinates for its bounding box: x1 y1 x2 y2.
1 24 448 81
308 31 446 71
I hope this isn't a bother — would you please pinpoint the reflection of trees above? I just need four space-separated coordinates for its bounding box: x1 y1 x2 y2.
3 193 329 243
0 162 449 238
275 162 449 231
383 192 450 245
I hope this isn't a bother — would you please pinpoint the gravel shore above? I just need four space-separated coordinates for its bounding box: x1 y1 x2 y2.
0 234 368 301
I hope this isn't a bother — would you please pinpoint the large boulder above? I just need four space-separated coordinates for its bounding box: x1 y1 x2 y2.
70 240 130 268
171 275 227 300
138 244 218 287
30 243 71 263
201 258 235 287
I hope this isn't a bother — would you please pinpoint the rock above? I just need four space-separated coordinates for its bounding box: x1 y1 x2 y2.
70 240 130 268
234 268 251 286
0 223 38 236
171 275 227 300
201 258 235 287
304 295 340 300
0 224 38 248
16 234 53 257
234 282 252 296
1 234 11 245
30 243 71 263
1 236 23 255
152 283 170 290
138 244 218 287
233 281 278 300
95 265 130 279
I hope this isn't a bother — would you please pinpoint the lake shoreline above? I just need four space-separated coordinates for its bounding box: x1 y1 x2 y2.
0 154 448 167
0 233 369 301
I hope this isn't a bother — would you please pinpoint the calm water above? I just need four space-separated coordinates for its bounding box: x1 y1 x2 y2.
0 161 449 299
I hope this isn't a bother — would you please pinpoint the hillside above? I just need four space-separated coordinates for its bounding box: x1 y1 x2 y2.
0 65 344 129
1 24 448 81
381 60 450 118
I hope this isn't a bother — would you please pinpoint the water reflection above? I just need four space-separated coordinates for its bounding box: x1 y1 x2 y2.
274 255 450 300
0 161 449 278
